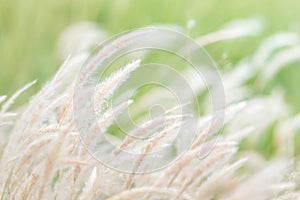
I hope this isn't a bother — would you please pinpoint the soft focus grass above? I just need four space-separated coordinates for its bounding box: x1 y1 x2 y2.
0 1 300 198
0 0 300 108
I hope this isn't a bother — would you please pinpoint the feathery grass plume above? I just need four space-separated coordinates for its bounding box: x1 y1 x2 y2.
260 46 300 83
56 22 108 60
114 112 187 155
196 158 248 199
252 32 299 68
107 187 194 200
0 96 7 105
275 112 300 159
94 59 141 112
174 148 237 199
79 167 97 200
0 18 299 199
196 17 263 46
0 80 37 114
225 161 289 200
124 121 183 189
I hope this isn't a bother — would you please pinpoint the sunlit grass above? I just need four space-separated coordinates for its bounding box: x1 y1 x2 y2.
0 1 300 198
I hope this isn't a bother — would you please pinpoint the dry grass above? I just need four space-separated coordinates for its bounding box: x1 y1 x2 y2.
0 18 299 200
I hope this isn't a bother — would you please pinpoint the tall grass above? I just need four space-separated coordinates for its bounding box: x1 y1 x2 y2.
0 18 299 199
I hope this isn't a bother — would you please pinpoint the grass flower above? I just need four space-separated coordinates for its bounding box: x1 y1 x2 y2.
0 18 299 200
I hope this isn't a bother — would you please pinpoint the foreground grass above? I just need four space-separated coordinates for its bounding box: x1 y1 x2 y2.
0 18 299 199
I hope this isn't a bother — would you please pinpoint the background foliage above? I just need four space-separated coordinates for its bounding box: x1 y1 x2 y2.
0 0 300 108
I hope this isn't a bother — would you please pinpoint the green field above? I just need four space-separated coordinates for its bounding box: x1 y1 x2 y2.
1 0 300 108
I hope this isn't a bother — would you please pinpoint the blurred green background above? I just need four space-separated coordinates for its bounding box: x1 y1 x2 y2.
0 0 300 109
